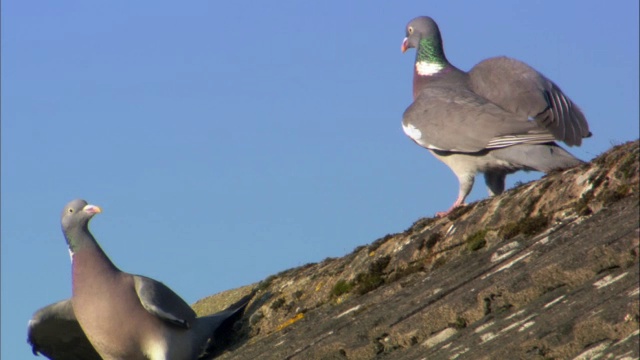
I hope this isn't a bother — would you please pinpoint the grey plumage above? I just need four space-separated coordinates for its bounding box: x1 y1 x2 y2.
28 299 101 360
469 57 590 146
401 16 590 216
28 199 251 360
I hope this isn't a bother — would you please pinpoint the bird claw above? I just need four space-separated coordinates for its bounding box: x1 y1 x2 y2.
435 203 467 218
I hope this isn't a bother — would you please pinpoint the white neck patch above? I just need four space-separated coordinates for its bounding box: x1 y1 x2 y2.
415 61 444 76
68 248 74 263
402 123 422 141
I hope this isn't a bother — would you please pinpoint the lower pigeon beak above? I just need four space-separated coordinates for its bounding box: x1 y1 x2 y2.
83 204 102 215
401 37 409 53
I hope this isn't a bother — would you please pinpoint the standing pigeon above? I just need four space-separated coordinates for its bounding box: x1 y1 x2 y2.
28 199 252 360
401 16 590 216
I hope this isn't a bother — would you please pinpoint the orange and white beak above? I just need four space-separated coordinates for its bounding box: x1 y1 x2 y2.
83 204 102 215
401 37 409 53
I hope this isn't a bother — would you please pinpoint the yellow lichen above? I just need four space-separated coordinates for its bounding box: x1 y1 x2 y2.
276 313 305 331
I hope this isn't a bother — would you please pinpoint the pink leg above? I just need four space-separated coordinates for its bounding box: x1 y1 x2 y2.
435 196 466 217
435 172 474 217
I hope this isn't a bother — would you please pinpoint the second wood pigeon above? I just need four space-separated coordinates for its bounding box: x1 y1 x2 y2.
401 16 591 216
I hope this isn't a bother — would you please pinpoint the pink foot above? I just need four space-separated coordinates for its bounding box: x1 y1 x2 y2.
435 202 467 218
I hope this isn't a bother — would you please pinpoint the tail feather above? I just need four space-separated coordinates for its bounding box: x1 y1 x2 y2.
492 143 583 173
196 292 254 360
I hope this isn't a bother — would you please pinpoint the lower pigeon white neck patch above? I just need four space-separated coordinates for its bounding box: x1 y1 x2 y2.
68 248 74 262
402 122 422 141
144 339 168 360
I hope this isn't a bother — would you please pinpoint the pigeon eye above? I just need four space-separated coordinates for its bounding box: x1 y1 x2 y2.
408 27 414 34
68 208 74 213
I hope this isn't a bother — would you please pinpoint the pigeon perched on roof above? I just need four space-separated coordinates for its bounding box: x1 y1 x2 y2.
401 16 590 216
28 199 252 360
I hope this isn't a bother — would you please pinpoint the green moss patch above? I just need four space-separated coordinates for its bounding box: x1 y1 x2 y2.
615 151 639 180
270 297 286 310
331 279 354 297
447 205 474 221
256 275 277 292
422 232 442 250
355 256 391 295
465 230 487 251
597 184 630 206
574 189 595 216
500 215 549 240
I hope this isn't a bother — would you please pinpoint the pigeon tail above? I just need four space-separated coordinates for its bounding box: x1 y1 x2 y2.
195 293 253 359
491 143 583 173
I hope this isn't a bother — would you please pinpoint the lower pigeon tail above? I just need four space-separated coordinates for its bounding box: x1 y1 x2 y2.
195 293 253 360
490 143 584 173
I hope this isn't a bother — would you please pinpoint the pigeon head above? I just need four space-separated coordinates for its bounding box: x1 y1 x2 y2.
61 199 101 245
401 16 442 53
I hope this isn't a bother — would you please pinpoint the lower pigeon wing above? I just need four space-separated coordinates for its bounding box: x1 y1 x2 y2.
27 299 101 360
133 275 198 329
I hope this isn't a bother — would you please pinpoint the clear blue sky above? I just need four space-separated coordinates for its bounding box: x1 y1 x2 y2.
2 1 638 358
